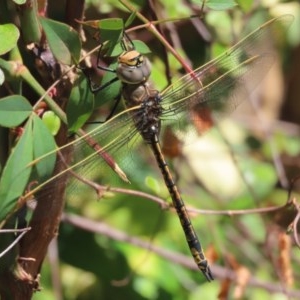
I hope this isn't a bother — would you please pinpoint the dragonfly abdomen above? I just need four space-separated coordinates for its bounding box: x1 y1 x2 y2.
149 135 213 281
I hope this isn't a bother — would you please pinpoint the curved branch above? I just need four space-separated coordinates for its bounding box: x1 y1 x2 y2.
62 212 300 297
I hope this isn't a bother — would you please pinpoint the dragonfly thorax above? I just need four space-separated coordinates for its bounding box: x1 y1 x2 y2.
116 50 151 84
122 81 158 106
132 94 162 143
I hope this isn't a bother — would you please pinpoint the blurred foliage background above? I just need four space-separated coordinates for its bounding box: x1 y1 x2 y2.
1 0 300 299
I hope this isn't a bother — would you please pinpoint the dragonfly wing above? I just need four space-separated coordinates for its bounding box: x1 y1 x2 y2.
66 111 145 200
160 15 291 135
29 108 142 204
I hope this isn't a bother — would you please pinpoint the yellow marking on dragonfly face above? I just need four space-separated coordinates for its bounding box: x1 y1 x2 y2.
119 50 144 67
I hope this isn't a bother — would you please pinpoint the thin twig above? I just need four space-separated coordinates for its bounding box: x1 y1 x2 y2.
291 198 300 249
293 212 300 249
0 227 31 258
64 177 286 216
0 227 31 233
101 183 285 216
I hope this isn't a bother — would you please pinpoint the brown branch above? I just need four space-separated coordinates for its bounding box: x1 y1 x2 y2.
59 173 287 217
15 128 70 298
62 212 300 297
97 183 287 217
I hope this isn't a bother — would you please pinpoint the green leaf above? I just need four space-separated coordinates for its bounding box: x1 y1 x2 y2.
98 18 124 45
39 17 81 64
110 43 124 57
0 24 20 55
132 40 151 54
0 95 32 127
12 0 26 4
124 12 137 28
0 119 34 223
32 114 57 181
97 18 124 57
99 19 124 56
42 111 61 136
67 75 94 132
194 0 237 10
110 40 151 56
78 19 122 54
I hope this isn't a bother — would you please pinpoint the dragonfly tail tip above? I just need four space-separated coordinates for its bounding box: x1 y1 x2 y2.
202 267 214 282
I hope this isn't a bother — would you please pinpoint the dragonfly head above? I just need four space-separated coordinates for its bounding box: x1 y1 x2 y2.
116 50 151 84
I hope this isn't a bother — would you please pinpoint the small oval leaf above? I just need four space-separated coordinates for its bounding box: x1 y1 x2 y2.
132 40 151 54
98 18 124 44
0 24 20 55
42 110 61 136
98 18 124 56
12 0 26 4
0 95 32 127
39 17 81 64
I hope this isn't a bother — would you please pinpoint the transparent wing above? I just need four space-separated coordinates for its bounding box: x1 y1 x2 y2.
160 15 292 131
27 107 144 203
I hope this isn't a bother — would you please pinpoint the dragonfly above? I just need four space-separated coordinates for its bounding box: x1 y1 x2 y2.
18 15 291 281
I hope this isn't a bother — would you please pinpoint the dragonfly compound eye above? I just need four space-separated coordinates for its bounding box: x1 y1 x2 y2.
117 50 152 84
